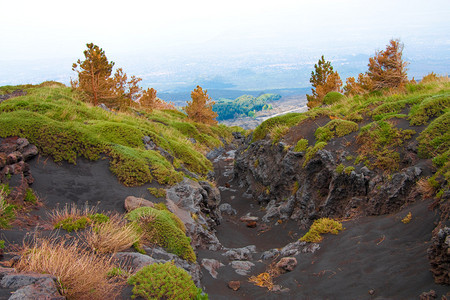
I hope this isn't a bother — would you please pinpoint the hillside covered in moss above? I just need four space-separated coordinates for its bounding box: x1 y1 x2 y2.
0 82 238 187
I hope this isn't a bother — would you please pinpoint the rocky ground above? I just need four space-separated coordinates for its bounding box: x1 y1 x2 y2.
0 136 449 299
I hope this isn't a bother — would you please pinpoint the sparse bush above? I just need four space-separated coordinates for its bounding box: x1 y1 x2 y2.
300 218 343 243
127 261 206 300
17 237 121 299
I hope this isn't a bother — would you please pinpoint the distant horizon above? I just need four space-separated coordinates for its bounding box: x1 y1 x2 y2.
1 0 449 92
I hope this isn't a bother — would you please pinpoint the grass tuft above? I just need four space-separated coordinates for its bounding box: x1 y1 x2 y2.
17 237 121 300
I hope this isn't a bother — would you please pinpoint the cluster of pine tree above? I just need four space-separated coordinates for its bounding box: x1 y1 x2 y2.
307 39 409 108
71 43 216 124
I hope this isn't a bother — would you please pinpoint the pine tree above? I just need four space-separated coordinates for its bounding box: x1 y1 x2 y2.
140 88 176 111
306 55 342 108
184 86 218 124
72 43 115 106
367 39 408 90
140 88 158 111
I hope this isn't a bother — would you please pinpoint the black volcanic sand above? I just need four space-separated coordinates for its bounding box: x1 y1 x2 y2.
200 151 449 299
1 153 448 299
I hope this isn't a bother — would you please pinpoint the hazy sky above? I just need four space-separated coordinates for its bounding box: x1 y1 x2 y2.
1 0 450 88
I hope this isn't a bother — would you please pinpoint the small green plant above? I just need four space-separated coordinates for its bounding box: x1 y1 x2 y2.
126 207 195 262
315 119 359 142
336 164 345 174
303 142 327 167
127 261 207 300
300 218 343 243
294 139 308 152
24 188 37 204
107 267 129 278
54 213 109 232
147 187 167 198
0 240 5 249
0 189 16 229
344 166 355 175
55 216 90 232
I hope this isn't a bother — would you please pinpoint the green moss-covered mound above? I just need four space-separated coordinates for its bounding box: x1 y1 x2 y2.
323 91 345 105
127 262 207 300
0 84 234 186
126 206 195 262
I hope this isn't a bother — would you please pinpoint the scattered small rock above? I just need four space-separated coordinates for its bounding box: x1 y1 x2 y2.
223 245 256 261
201 259 224 279
246 221 257 228
369 289 375 296
124 196 155 212
419 290 437 300
275 257 297 273
219 203 237 216
228 280 240 291
230 261 255 276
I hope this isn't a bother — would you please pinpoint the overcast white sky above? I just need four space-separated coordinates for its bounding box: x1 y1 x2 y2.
2 0 449 60
1 0 449 88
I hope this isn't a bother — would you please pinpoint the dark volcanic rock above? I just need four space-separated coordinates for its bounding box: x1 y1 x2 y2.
166 178 222 251
428 225 450 285
234 138 430 225
0 137 37 204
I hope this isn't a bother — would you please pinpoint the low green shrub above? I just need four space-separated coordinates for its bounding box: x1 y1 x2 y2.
336 164 345 174
126 207 195 262
127 262 207 300
0 189 16 229
303 142 327 167
54 213 110 232
148 187 167 198
300 218 343 243
315 119 359 142
409 93 450 125
24 188 37 204
323 92 345 105
294 139 308 152
344 166 355 175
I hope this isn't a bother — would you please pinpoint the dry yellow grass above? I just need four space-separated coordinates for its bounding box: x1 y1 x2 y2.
81 214 142 254
416 178 436 198
16 237 121 300
47 202 99 226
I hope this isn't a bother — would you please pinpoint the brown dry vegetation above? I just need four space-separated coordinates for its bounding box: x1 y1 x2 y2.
17 237 122 300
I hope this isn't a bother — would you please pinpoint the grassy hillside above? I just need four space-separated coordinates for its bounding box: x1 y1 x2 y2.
0 83 236 186
253 78 450 195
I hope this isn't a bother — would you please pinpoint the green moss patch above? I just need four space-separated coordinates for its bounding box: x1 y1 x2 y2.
127 262 206 300
0 85 233 186
300 218 343 243
315 119 359 142
126 207 195 262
